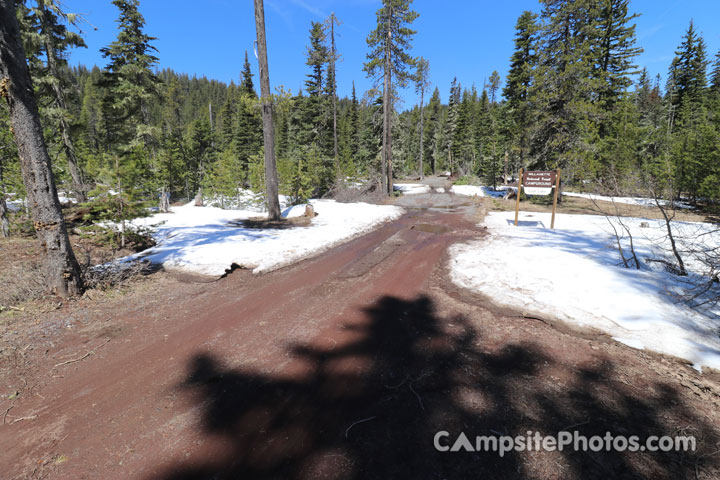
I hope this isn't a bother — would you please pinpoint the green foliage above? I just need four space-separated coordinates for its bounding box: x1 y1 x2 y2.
364 0 419 88
453 175 481 186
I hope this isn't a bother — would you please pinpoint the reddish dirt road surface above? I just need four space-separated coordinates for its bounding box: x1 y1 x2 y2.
1 194 719 479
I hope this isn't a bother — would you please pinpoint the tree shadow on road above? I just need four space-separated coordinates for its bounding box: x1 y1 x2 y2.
154 295 719 480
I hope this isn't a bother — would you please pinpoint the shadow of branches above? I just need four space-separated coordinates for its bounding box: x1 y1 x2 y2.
155 295 719 480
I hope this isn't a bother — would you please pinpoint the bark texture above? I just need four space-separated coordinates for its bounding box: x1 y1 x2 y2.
253 0 281 220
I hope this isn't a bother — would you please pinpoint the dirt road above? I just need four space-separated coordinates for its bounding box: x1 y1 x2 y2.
1 193 719 479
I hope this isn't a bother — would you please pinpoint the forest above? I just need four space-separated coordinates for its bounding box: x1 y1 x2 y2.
4 2 720 477
1 0 719 292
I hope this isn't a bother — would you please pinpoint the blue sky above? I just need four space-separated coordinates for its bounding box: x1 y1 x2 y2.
63 0 720 108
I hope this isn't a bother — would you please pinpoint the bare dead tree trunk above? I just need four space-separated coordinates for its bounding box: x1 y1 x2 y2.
253 0 281 220
0 0 83 296
329 12 339 175
208 101 215 149
38 2 86 203
504 150 508 185
382 8 393 196
655 197 687 276
418 85 425 180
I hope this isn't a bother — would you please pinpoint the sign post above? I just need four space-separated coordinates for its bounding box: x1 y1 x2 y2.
514 168 523 226
550 169 561 229
515 169 561 229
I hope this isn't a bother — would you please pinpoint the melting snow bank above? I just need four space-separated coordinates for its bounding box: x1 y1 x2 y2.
563 191 692 209
449 211 720 372
394 183 432 195
116 200 404 276
450 185 511 198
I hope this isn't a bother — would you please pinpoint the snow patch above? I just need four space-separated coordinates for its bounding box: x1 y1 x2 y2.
450 211 720 372
450 185 510 198
563 191 692 209
394 183 432 195
115 199 404 276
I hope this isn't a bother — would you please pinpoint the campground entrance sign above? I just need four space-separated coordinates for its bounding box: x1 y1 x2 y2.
514 168 562 229
523 170 556 196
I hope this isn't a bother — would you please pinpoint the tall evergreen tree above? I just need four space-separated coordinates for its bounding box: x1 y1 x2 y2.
503 10 539 168
592 0 642 108
414 57 430 178
503 11 539 107
445 77 460 172
100 0 161 149
239 51 256 98
486 71 501 104
28 0 89 201
100 0 161 245
527 0 600 175
668 20 709 112
325 13 341 173
364 0 418 194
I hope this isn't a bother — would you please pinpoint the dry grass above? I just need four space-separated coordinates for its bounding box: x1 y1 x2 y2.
0 233 151 315
0 237 50 308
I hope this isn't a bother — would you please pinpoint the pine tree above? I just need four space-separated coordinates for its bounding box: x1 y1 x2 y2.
305 21 327 100
27 0 89 201
445 77 460 172
234 94 262 182
527 0 600 174
711 49 720 93
324 13 341 174
100 0 161 245
414 57 430 178
503 11 538 168
668 20 709 112
592 0 642 108
364 0 418 194
503 11 538 107
486 71 501 104
423 86 441 174
667 22 711 201
239 51 256 98
219 85 236 149
186 115 215 197
349 81 360 160
100 0 161 149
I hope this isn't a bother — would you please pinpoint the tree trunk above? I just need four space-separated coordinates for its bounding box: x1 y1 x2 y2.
0 197 8 238
253 0 281 220
382 8 393 195
39 3 87 203
504 150 508 185
208 101 215 149
0 0 83 296
418 87 425 180
0 160 8 237
330 14 339 176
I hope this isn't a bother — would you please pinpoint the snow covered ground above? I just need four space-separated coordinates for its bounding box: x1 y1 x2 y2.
563 191 692 209
6 199 23 212
394 183 432 195
116 199 404 276
450 185 511 198
450 211 720 371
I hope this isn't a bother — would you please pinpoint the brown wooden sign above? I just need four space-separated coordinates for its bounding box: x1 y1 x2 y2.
523 170 555 188
515 168 562 229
